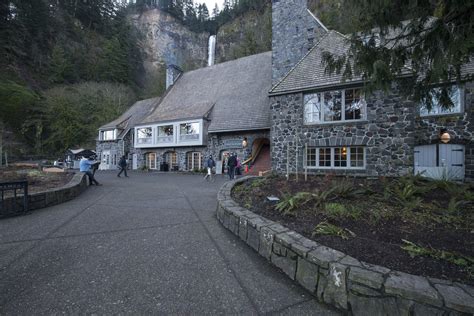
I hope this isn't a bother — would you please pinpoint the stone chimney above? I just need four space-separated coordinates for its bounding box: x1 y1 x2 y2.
166 64 183 90
272 0 328 85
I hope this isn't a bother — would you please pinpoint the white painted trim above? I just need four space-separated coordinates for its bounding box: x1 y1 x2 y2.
305 147 366 170
306 9 329 32
134 119 205 148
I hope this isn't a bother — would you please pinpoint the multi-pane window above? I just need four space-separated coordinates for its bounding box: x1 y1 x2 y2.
420 86 462 116
137 127 153 144
304 88 366 124
179 122 200 141
305 147 365 169
186 152 202 170
165 151 178 169
157 125 173 143
101 130 115 140
146 153 156 169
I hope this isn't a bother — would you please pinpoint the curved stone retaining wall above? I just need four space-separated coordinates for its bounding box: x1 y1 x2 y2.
2 173 87 217
216 177 474 315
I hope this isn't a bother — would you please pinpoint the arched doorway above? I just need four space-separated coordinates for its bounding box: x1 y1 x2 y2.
164 151 178 171
145 152 157 170
186 151 202 171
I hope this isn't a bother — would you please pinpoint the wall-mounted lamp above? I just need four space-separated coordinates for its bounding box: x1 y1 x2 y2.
440 130 451 144
242 137 248 148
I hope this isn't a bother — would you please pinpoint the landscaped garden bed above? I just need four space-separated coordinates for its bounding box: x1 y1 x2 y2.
0 165 74 194
232 174 474 285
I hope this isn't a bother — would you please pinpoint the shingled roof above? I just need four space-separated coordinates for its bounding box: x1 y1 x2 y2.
139 52 272 132
270 28 473 96
270 31 365 95
99 97 160 139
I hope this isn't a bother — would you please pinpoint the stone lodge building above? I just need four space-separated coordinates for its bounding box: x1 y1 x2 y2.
96 97 160 170
98 52 272 173
269 0 473 181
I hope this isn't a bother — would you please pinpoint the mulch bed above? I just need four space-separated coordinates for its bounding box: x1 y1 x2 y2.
232 175 474 286
0 166 74 194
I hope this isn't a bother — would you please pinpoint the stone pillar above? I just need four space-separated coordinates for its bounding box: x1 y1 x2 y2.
271 0 328 85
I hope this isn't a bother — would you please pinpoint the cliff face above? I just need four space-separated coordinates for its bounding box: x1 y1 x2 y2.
130 9 209 75
215 7 272 63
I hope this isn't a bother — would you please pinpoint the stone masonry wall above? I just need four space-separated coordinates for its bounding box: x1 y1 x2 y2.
217 177 474 315
132 130 270 171
1 173 87 218
414 82 474 181
272 0 327 85
270 88 416 177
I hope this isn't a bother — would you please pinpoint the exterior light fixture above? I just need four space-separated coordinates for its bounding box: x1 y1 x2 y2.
242 137 248 148
440 130 451 144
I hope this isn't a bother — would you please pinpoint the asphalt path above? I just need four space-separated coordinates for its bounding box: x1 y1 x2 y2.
0 171 339 315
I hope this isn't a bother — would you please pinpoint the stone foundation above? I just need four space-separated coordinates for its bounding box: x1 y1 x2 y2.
217 177 474 315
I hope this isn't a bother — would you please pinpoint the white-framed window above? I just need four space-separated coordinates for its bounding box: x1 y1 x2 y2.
101 129 116 141
146 153 157 169
305 147 366 169
137 127 153 144
304 88 366 124
164 151 178 169
420 86 463 116
179 122 200 141
186 152 202 170
157 125 174 143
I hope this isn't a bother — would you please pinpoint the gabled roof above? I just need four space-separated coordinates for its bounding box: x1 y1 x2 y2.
99 97 160 138
270 31 365 95
139 52 272 132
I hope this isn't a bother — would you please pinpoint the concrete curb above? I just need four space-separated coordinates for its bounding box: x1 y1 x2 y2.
216 176 474 315
2 173 88 217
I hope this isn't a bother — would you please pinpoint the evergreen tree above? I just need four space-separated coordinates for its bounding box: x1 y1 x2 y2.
322 0 474 109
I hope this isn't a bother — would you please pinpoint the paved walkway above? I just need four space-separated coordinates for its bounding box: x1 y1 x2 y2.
0 171 339 314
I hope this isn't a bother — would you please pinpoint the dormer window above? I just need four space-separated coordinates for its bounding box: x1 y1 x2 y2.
157 125 174 143
137 127 153 144
420 86 462 116
304 88 366 124
179 122 200 141
101 129 116 141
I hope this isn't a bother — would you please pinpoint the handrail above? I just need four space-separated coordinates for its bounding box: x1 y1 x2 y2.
243 140 266 165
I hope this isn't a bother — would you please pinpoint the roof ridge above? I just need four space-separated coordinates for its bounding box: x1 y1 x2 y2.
270 30 334 93
183 51 271 76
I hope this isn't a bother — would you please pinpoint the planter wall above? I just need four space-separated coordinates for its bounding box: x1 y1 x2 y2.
217 177 474 315
1 173 87 218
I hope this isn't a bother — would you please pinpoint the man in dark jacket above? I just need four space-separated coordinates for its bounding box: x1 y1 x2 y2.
227 153 237 180
204 155 215 182
117 155 128 177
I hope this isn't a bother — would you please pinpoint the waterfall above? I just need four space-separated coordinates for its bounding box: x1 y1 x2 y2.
208 35 216 66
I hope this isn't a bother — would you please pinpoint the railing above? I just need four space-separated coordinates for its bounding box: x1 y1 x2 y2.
0 181 29 218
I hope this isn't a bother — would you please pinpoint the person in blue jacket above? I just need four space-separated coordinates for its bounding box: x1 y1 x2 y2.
80 157 101 186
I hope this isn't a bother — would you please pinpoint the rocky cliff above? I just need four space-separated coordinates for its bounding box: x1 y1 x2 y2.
215 7 272 63
130 9 209 75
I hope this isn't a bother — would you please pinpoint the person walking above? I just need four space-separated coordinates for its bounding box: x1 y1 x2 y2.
227 153 237 180
204 155 215 182
117 155 128 177
80 156 101 186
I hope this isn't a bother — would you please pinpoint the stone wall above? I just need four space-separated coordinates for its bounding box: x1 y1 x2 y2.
216 177 474 315
132 130 270 170
96 133 133 170
414 82 473 180
271 0 327 85
1 173 87 218
270 88 416 177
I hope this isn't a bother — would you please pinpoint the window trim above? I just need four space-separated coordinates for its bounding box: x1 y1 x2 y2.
304 147 366 170
304 88 367 125
419 86 464 117
134 119 204 148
